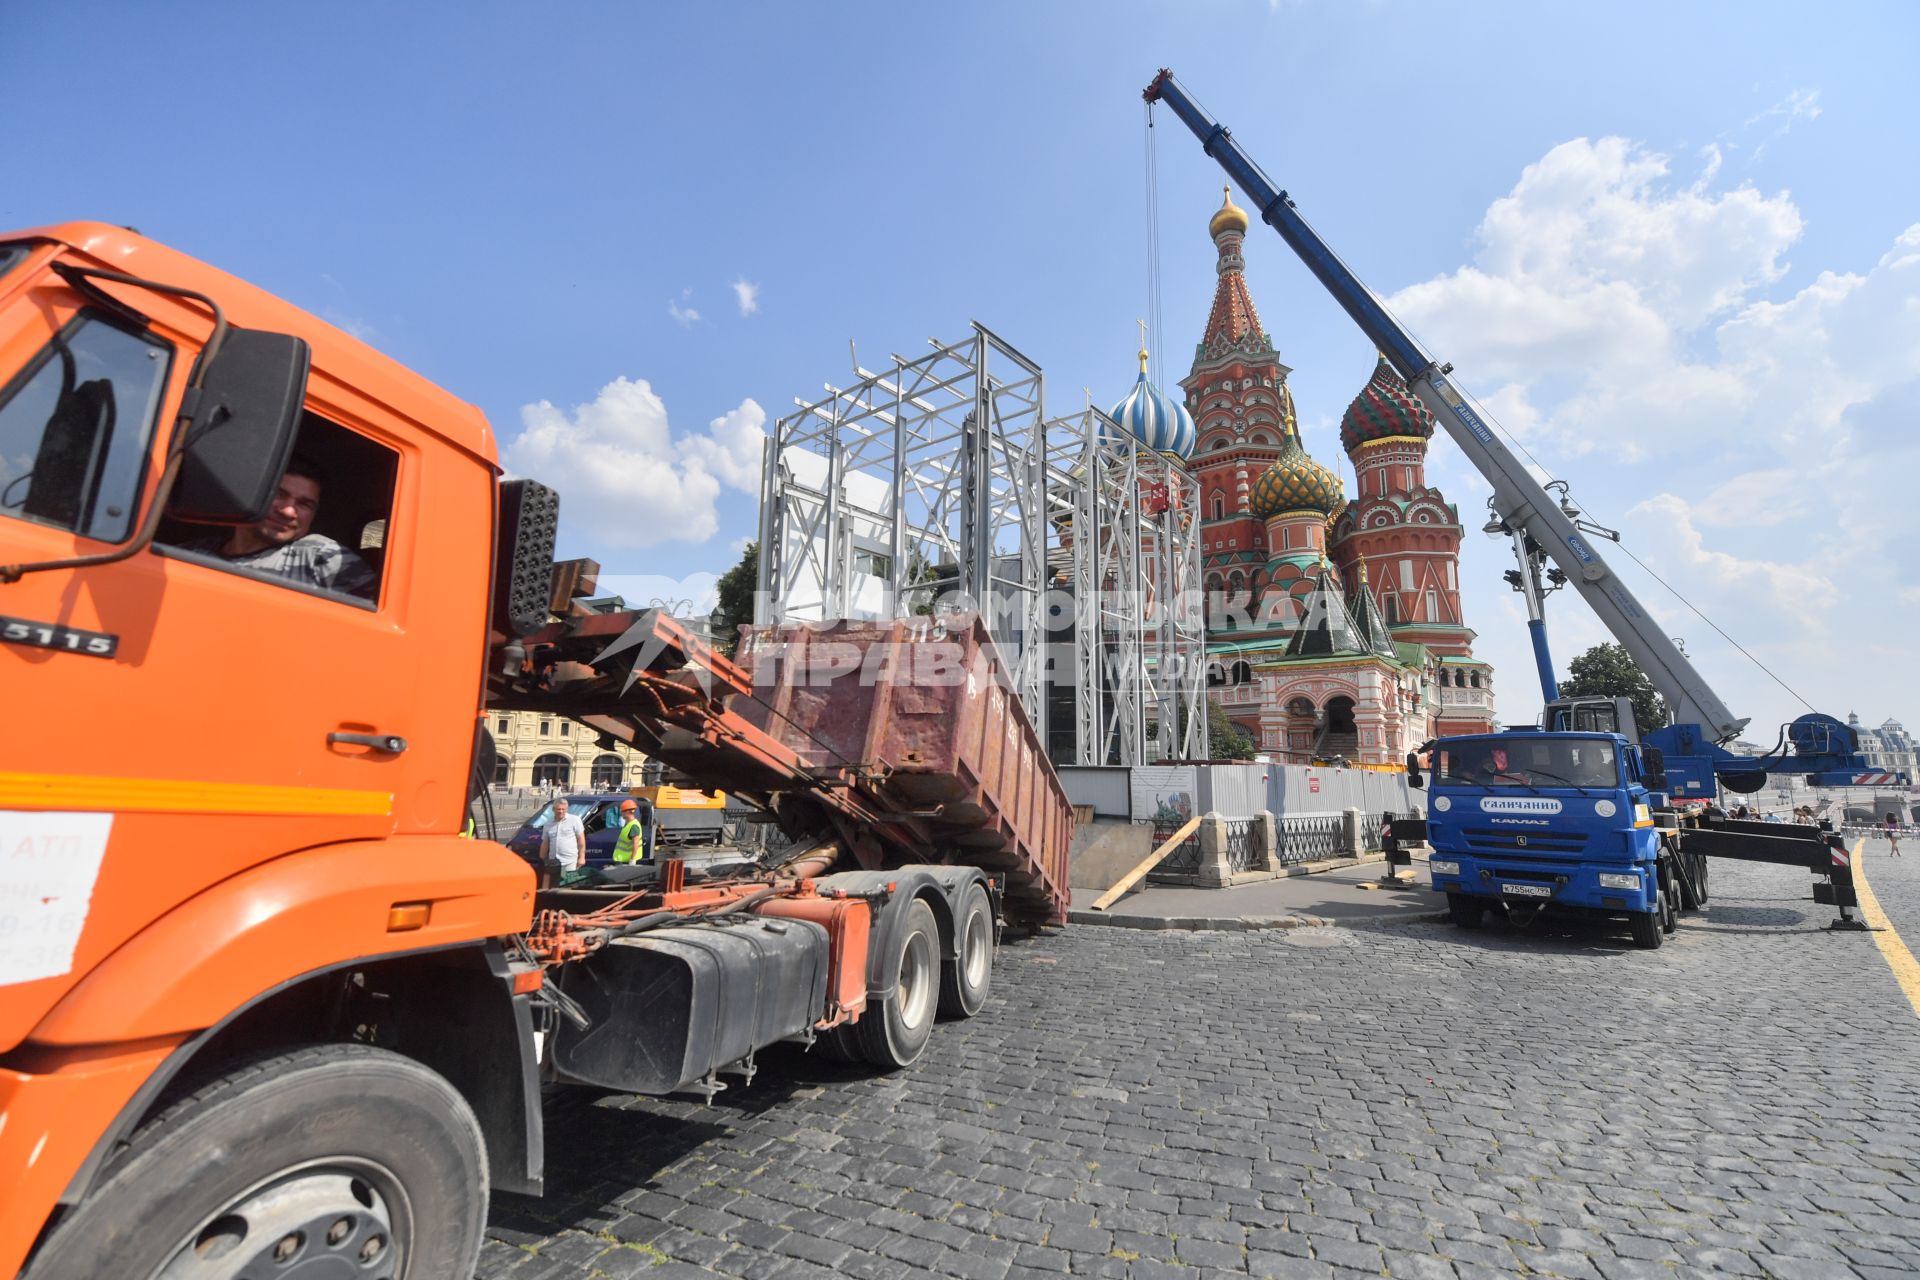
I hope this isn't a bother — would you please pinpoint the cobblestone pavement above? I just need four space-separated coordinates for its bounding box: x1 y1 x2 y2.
478 856 1920 1279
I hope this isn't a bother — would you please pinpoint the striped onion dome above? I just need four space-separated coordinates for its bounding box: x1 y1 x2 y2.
1108 350 1197 460
1340 354 1435 452
1250 428 1344 519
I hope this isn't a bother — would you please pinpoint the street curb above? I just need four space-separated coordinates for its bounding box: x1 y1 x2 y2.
1069 909 1332 932
1067 908 1457 932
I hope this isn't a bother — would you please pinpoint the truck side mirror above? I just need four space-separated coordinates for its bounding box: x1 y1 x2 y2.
1405 751 1425 789
1640 746 1667 793
168 329 310 524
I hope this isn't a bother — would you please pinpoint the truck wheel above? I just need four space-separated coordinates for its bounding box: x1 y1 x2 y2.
1693 853 1710 906
816 1024 862 1063
1446 892 1486 928
858 896 939 1069
24 1043 487 1280
938 882 995 1019
1629 908 1664 950
1660 875 1679 934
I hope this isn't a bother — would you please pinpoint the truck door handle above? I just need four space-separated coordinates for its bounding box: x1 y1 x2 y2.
329 731 409 754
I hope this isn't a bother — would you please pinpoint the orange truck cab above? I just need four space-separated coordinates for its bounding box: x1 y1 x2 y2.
0 224 1014 1280
0 224 548 1278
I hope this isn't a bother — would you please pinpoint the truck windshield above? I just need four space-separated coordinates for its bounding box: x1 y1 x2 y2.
1436 738 1619 790
0 244 25 282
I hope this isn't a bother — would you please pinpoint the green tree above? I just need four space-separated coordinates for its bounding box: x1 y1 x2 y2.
710 541 758 658
1207 699 1257 761
1557 642 1668 733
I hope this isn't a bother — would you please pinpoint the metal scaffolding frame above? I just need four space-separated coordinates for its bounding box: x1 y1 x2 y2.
1051 408 1210 765
758 323 1051 737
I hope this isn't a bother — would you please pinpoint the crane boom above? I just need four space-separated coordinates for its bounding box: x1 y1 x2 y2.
1142 70 1746 743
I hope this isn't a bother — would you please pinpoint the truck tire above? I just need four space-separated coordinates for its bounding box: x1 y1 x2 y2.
24 1043 487 1280
816 1024 861 1063
1629 908 1664 950
1446 892 1486 928
938 882 995 1020
858 896 939 1069
1661 880 1679 934
1692 852 1710 906
1675 856 1700 911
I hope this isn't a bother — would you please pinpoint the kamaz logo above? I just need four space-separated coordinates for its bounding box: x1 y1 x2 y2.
1480 797 1563 815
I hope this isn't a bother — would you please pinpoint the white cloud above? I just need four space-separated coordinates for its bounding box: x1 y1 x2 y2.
1387 133 1920 735
1626 493 1839 620
505 378 765 549
732 278 760 316
682 400 769 492
668 294 701 328
1745 88 1822 130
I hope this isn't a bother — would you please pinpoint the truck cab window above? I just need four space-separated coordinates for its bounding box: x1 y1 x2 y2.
159 410 398 607
0 311 171 543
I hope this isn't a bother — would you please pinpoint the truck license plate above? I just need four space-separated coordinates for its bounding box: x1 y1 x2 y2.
1501 883 1552 898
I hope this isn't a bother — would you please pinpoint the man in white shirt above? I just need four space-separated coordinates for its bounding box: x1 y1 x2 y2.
540 797 588 882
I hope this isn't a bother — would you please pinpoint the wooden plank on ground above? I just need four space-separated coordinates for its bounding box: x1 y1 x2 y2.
1088 815 1203 912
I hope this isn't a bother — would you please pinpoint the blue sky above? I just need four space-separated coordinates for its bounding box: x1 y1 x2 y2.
8 1 1918 747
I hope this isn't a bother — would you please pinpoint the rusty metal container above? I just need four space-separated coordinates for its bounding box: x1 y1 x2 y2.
734 617 1073 925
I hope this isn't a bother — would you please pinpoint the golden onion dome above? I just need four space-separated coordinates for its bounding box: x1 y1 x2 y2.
1250 439 1344 520
1209 184 1249 239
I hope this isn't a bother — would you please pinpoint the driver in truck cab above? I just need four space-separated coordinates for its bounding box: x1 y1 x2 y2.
179 455 376 598
1465 745 1528 785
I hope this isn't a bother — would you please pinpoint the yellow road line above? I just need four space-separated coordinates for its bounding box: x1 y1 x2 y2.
1849 838 1920 1019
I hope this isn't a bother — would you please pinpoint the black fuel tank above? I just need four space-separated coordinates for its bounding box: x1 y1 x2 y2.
552 915 830 1095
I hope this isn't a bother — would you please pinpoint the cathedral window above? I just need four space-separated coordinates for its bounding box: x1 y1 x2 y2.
1212 494 1225 520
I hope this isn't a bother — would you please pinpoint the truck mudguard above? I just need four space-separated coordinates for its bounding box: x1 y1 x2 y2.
813 867 987 1001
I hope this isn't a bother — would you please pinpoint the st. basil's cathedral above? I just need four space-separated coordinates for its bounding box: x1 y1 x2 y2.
1109 188 1495 765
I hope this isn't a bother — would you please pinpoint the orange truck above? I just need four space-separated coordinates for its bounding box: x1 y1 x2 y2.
0 223 1071 1279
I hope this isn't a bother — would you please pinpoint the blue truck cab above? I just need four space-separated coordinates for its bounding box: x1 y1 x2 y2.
1423 727 1684 948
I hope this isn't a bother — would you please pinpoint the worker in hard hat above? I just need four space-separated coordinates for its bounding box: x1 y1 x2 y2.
613 798 649 863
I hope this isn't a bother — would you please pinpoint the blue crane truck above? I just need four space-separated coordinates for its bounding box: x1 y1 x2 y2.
1416 715 1702 949
1144 70 1903 946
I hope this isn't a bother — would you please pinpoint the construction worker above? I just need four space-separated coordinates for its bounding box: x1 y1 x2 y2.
613 799 648 863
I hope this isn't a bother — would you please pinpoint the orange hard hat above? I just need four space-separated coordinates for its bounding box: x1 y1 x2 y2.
621 799 638 812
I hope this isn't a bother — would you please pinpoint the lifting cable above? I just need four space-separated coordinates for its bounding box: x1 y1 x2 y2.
1144 98 1164 384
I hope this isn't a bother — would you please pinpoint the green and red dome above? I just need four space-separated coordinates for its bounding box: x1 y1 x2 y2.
1340 355 1435 452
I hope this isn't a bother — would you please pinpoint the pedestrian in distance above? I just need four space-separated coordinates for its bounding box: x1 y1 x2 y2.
1888 813 1903 857
541 797 587 885
613 798 648 864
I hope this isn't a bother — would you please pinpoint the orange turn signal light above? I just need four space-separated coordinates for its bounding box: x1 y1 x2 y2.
387 902 432 932
511 968 545 995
